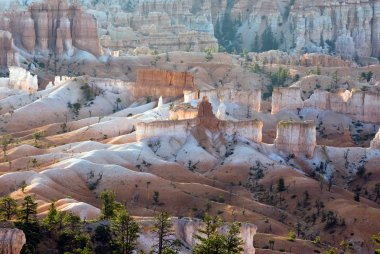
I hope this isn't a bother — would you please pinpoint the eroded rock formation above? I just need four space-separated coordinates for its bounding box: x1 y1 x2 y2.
0 30 15 68
0 228 26 254
136 96 263 143
133 69 195 98
185 88 261 119
250 51 355 67
88 0 218 53
0 0 101 56
169 104 198 120
274 120 317 158
271 87 303 114
0 66 38 92
272 87 380 124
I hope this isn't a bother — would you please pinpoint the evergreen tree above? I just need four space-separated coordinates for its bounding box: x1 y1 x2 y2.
43 202 58 230
19 195 38 223
372 232 380 254
111 208 140 254
193 214 225 254
0 195 18 220
374 182 380 202
100 190 122 219
261 26 278 52
224 222 244 254
152 212 180 254
277 178 286 192
57 212 91 254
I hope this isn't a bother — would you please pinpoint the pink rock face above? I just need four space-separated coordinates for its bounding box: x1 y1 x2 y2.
0 30 14 67
0 228 26 254
274 120 316 158
133 69 195 98
1 0 101 56
136 96 263 144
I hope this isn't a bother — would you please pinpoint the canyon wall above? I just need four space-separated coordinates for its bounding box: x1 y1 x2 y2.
274 120 317 158
273 87 380 124
184 88 261 119
133 69 195 98
137 97 263 143
238 0 380 60
0 66 38 92
249 51 355 67
0 31 15 68
169 104 198 120
86 0 217 53
0 0 101 57
271 87 303 114
0 228 26 254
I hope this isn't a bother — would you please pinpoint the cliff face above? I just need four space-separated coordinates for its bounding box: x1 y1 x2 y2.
274 120 317 158
87 0 217 53
0 31 15 68
0 0 101 57
237 0 380 59
133 69 195 98
136 97 263 144
249 51 355 67
272 87 380 124
0 228 26 254
271 87 303 114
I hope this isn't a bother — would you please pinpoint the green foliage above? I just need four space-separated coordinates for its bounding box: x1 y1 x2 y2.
312 236 321 245
224 222 244 254
361 71 373 82
153 191 160 206
1 134 12 156
0 195 17 220
270 67 289 87
261 26 279 52
42 202 58 231
152 212 180 254
372 232 380 253
287 230 296 241
325 247 337 254
277 178 286 192
111 208 140 254
214 2 243 54
19 196 38 223
193 214 243 254
100 190 123 220
15 221 41 254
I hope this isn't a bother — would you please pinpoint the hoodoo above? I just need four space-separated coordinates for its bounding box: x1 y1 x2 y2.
274 120 317 158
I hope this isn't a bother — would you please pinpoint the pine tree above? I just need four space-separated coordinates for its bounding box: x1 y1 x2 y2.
277 178 286 192
224 222 244 254
100 190 122 219
0 195 17 220
43 202 58 230
193 214 225 254
372 232 380 254
152 212 180 254
19 195 38 223
111 208 140 254
374 182 380 202
261 26 278 52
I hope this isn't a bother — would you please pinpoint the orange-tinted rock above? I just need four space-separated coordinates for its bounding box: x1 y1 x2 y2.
0 30 14 67
136 96 263 143
1 0 100 56
0 228 26 254
169 104 198 120
133 69 195 98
